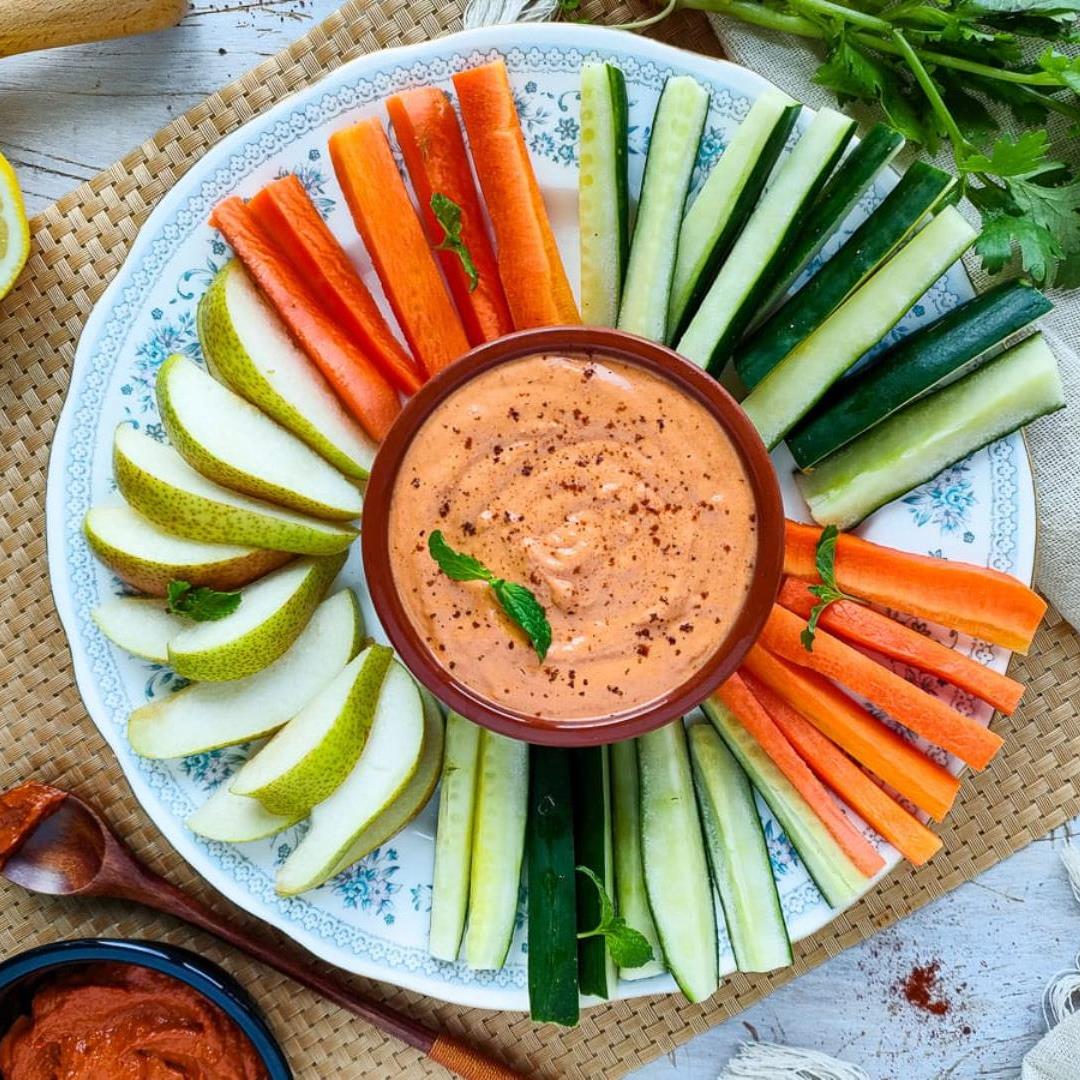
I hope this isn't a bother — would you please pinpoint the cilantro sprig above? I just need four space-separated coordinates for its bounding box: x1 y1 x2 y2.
575 866 656 969
430 193 479 291
427 530 552 661
616 0 1080 287
166 580 241 622
800 525 862 651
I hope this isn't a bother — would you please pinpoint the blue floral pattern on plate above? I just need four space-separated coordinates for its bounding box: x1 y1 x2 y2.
45 24 1037 1011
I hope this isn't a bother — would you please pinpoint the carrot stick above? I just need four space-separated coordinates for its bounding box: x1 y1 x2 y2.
778 578 1025 716
743 646 959 821
785 520 1046 654
760 605 1005 771
328 117 470 376
718 674 886 878
742 671 943 866
208 196 400 441
386 88 513 347
452 60 580 329
248 175 422 395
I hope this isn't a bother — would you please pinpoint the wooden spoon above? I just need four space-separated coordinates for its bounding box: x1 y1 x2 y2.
1 789 524 1080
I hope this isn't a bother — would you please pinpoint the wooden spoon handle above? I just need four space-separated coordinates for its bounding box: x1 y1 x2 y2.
0 0 188 58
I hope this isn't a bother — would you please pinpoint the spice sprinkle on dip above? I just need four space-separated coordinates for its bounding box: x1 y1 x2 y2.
387 350 760 722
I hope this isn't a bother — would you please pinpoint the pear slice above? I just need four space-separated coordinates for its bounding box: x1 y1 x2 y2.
187 782 302 843
198 261 376 481
230 643 394 816
128 589 362 758
328 690 445 878
166 552 345 682
276 660 425 896
92 596 188 663
84 503 292 596
156 354 362 522
113 425 357 556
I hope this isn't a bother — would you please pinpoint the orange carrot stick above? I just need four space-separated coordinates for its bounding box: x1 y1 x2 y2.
785 520 1046 653
742 645 960 822
778 578 1025 716
452 59 580 329
718 674 886 878
248 175 422 395
386 88 513 346
742 671 943 866
208 196 400 441
760 605 1005 771
328 117 470 376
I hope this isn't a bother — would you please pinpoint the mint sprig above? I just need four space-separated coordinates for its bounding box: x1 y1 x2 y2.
576 866 655 969
800 525 862 652
166 580 241 622
427 530 552 661
430 193 479 292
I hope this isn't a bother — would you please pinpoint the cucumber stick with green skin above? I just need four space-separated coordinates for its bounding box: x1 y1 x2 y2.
687 722 792 973
676 108 856 373
737 161 956 389
638 722 718 1003
617 75 709 342
527 746 580 1026
610 739 665 981
666 89 800 341
754 123 906 317
702 697 868 909
742 205 978 450
788 279 1053 469
799 332 1064 530
579 62 630 327
428 711 482 962
464 729 529 970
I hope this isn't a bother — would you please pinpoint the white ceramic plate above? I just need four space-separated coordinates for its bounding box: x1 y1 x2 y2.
47 23 1035 1010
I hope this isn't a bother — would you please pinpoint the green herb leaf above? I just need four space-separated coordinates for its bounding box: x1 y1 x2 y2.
427 530 552 660
575 866 655 970
430 193 479 292
961 130 1053 177
166 580 242 622
801 525 861 652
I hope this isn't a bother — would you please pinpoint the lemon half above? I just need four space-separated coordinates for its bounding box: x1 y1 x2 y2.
0 151 30 301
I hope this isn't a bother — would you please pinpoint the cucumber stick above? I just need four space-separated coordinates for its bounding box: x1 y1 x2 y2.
464 729 528 970
527 746 580 1026
742 205 978 449
618 75 709 342
737 161 955 389
610 739 665 981
579 62 630 327
702 697 868 909
676 108 856 373
755 123 906 316
572 745 617 998
428 711 481 962
667 89 800 341
799 332 1064 529
638 722 718 1003
788 279 1053 468
687 722 792 973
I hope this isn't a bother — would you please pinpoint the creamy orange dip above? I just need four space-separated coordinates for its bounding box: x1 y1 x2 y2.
389 353 758 720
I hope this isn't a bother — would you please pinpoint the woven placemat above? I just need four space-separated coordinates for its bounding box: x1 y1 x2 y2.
1 1 1078 1076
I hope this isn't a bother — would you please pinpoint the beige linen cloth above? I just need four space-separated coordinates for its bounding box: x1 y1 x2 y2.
710 19 1080 630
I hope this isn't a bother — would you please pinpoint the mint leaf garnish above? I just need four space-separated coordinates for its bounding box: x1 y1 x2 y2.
431 193 479 292
166 580 241 622
427 530 552 661
576 866 655 970
800 525 861 652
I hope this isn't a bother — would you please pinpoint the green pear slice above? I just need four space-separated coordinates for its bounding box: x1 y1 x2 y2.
156 354 362 522
276 660 425 896
84 503 292 596
328 690 445 878
92 596 188 663
113 425 358 556
187 782 302 843
198 261 376 481
166 551 345 682
230 643 394 816
128 589 362 758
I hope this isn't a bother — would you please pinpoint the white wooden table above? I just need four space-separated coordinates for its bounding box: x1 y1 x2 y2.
4 5 1078 1076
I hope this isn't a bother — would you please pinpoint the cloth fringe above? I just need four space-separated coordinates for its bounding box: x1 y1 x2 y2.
463 0 561 29
719 1042 871 1080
